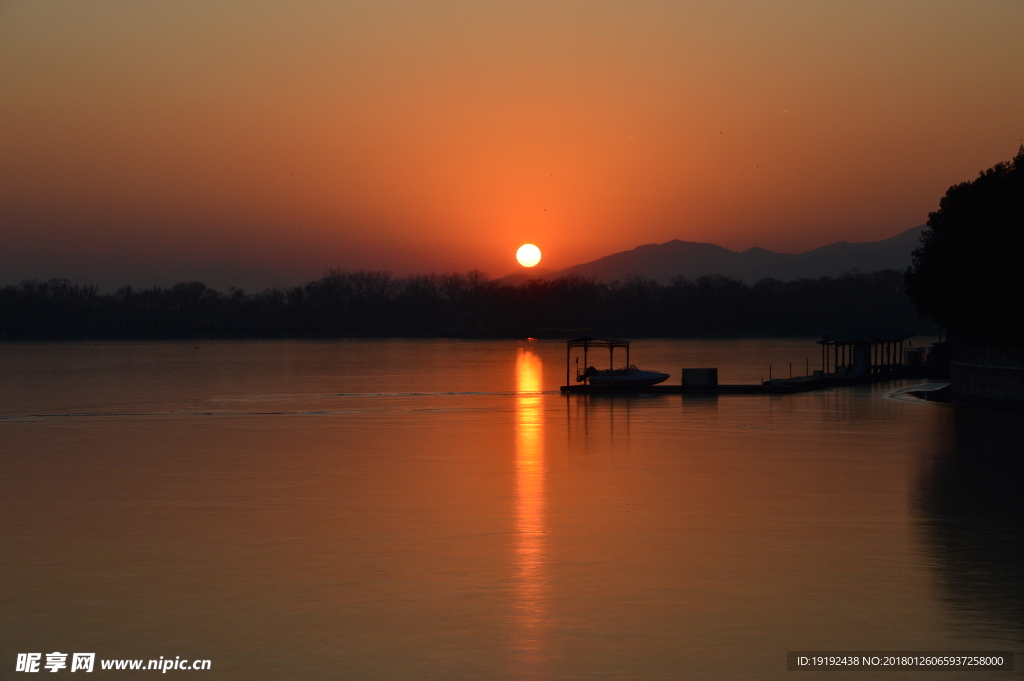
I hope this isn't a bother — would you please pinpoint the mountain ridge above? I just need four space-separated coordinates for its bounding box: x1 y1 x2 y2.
499 225 925 285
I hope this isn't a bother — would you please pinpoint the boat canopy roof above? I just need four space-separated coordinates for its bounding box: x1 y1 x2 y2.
817 327 912 345
566 336 630 348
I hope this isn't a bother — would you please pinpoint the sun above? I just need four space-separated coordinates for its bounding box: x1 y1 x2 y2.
516 244 542 267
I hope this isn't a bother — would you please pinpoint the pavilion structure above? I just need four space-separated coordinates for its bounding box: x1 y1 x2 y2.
817 328 912 377
565 337 630 386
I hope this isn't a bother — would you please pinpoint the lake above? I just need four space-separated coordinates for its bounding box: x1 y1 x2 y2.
1 339 1020 679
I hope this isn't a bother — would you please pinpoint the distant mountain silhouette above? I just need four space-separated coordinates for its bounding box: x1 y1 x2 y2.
499 225 925 284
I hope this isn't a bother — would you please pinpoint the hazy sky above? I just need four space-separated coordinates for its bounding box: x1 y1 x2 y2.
2 1 1022 289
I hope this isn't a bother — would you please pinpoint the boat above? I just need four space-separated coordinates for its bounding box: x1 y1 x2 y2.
577 365 670 387
563 337 671 388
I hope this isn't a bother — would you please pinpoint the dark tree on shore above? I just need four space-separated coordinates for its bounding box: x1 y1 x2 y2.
0 269 926 339
906 146 1024 340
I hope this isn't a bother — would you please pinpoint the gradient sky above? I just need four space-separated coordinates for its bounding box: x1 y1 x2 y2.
2 1 1023 290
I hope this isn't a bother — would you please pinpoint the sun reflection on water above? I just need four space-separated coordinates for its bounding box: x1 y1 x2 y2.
514 348 547 676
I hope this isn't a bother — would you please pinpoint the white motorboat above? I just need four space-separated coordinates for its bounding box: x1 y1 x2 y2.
577 365 670 387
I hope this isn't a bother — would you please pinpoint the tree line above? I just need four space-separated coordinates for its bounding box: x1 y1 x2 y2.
0 268 929 339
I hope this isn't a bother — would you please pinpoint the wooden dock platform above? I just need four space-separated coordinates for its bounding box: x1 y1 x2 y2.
560 369 917 395
558 335 925 396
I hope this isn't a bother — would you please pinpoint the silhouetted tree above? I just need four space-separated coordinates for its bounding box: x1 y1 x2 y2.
0 269 928 339
906 146 1024 341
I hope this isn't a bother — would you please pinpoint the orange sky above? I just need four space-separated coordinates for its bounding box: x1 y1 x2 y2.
1 1 1023 289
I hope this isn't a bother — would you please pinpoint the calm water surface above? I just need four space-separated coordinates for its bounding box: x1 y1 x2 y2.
1 339 1021 680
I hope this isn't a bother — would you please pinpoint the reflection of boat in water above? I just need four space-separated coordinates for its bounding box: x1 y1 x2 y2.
577 365 670 387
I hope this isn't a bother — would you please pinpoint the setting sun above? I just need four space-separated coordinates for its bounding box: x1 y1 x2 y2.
516 244 542 268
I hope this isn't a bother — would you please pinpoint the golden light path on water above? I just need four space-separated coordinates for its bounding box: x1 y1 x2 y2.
514 348 547 677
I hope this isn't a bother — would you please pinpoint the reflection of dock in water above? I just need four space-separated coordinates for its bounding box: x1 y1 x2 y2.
560 335 920 395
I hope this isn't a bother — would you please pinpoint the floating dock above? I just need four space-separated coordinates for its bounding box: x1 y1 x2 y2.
560 334 921 395
560 369 916 395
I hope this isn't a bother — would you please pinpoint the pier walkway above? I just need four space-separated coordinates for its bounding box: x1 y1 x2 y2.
560 333 925 396
560 368 920 395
